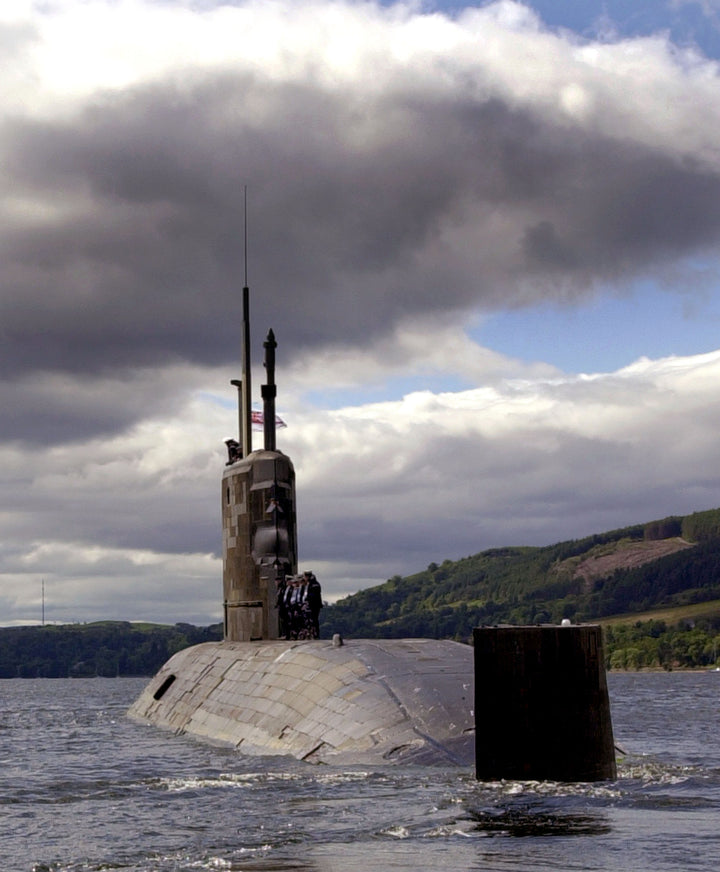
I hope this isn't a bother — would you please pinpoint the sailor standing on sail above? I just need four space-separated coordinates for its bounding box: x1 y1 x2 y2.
277 575 293 640
281 577 296 639
284 576 305 639
280 573 322 639
303 571 322 638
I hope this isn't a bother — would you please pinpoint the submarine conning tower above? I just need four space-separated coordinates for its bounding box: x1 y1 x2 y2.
222 288 298 642
221 449 297 640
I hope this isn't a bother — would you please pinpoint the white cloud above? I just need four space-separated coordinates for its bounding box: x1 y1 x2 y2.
280 316 561 404
1 540 221 626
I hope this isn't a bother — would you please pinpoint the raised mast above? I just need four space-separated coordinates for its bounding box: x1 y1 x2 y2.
262 329 277 451
241 284 252 457
240 187 252 456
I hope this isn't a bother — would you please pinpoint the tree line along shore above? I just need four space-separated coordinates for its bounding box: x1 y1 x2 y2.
1 612 717 677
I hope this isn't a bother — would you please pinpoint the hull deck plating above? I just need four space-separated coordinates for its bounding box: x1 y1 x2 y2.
128 638 475 766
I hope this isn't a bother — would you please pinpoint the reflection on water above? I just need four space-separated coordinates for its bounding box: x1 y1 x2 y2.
468 806 611 838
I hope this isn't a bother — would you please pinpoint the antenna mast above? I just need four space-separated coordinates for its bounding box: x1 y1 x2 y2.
240 187 252 457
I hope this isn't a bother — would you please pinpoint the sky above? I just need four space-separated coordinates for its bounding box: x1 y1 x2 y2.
3 0 720 626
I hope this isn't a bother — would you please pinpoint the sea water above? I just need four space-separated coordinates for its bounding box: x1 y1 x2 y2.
1 671 719 871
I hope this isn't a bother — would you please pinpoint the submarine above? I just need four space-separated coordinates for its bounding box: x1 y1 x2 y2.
128 284 476 766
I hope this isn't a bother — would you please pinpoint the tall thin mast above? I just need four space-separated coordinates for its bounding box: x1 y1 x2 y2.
240 187 252 457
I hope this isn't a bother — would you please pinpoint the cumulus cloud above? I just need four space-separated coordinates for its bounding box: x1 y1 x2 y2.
3 2 720 623
2 2 720 395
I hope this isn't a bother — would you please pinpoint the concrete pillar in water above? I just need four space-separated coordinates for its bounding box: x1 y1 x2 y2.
473 625 616 782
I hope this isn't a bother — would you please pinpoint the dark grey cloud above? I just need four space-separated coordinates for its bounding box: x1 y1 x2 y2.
3 68 720 428
1 376 166 446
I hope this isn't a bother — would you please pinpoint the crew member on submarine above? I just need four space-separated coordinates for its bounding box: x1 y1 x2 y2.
277 571 322 639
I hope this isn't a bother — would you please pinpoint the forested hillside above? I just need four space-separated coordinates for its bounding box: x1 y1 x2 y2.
322 508 720 668
0 621 222 678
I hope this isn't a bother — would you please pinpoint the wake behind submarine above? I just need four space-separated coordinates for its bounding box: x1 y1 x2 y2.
128 284 476 766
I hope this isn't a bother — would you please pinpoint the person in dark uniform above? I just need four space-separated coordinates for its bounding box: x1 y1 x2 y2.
224 438 241 465
281 576 298 639
277 574 293 640
303 571 323 639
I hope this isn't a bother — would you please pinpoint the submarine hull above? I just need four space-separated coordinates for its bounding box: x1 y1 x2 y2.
128 638 475 766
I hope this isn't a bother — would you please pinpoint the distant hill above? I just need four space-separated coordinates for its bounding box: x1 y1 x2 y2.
0 621 222 678
322 508 720 669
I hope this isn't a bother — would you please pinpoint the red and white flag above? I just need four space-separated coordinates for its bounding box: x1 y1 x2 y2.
251 410 287 430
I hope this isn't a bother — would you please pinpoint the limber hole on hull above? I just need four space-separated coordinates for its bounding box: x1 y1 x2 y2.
153 674 177 701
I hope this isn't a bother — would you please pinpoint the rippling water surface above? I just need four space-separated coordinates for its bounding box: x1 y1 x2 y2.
1 671 719 871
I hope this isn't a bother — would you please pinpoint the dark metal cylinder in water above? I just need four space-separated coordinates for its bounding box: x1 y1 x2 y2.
473 625 616 782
